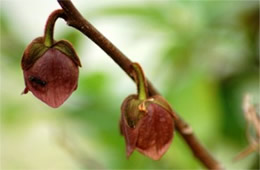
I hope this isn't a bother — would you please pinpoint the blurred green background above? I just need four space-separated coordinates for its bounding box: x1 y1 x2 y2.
1 0 259 169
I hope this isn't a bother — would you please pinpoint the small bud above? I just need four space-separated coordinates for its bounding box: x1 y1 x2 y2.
120 63 175 160
120 94 174 160
21 37 81 108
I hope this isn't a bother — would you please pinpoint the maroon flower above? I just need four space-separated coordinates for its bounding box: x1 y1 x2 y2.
21 37 81 108
120 63 175 160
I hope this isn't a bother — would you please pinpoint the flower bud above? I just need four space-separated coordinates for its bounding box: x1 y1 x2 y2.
21 37 81 108
120 63 175 160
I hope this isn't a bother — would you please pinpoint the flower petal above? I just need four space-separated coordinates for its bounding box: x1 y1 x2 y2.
136 102 174 160
23 48 79 108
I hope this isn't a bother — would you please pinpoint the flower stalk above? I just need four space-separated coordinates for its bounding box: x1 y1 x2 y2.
44 9 65 47
131 63 148 100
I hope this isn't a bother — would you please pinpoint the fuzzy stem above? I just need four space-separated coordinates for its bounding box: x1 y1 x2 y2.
132 63 148 100
44 9 65 47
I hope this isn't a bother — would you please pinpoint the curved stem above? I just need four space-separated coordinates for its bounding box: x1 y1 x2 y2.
44 9 65 47
57 0 223 169
132 63 148 100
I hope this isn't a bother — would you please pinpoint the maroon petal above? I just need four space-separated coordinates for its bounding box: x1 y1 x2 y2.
136 102 174 160
120 95 140 157
120 117 139 158
23 48 79 108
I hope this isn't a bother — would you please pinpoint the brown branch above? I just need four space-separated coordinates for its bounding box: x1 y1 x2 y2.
57 0 223 169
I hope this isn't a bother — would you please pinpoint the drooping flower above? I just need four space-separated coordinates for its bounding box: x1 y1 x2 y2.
120 63 175 160
21 37 81 108
21 10 81 108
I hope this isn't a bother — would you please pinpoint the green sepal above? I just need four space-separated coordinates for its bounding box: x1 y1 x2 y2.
21 37 49 70
53 40 82 67
122 94 176 128
122 94 146 128
145 95 176 118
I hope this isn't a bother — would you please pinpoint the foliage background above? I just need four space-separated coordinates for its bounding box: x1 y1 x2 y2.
0 0 259 169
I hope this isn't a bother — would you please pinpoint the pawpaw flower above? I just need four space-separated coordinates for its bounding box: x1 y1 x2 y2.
21 37 81 108
120 63 175 160
21 10 81 108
